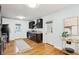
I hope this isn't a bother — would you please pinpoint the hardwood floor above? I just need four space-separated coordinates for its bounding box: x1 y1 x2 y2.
4 40 15 55
16 39 66 55
4 38 67 55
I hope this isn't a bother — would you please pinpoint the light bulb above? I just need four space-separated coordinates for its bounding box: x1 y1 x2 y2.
27 4 39 8
16 16 25 19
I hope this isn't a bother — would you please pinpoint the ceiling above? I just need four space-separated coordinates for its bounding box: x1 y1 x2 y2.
1 4 71 20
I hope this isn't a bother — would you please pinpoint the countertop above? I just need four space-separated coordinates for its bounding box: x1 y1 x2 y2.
28 31 42 34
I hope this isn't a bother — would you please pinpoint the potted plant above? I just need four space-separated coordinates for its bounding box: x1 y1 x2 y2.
62 31 69 39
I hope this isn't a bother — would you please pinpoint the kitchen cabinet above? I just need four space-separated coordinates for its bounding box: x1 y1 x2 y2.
31 33 43 43
64 18 72 27
36 18 43 28
29 21 35 29
71 17 77 26
64 17 78 27
64 16 79 35
27 32 43 43
29 18 43 29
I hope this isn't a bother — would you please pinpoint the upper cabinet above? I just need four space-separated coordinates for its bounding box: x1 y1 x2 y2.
29 18 43 29
36 18 43 28
64 17 78 27
29 21 35 29
64 16 79 35
71 17 77 26
64 18 72 27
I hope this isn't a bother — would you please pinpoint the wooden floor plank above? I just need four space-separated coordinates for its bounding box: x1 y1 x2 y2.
17 39 66 55
4 38 66 55
4 40 15 55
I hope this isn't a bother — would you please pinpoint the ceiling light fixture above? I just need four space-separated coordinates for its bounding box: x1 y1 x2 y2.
16 16 26 19
27 4 39 8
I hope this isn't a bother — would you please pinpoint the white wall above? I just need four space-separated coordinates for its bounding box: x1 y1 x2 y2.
2 18 28 40
42 5 79 51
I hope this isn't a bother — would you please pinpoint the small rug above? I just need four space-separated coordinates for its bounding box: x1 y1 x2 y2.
15 39 32 53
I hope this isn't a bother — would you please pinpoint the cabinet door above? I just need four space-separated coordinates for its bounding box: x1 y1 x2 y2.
71 17 77 26
31 33 36 42
36 33 42 43
72 26 78 35
29 21 35 29
64 18 72 27
71 17 78 35
64 17 78 27
36 19 43 28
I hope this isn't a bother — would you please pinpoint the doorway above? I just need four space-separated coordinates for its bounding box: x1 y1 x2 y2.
1 24 9 43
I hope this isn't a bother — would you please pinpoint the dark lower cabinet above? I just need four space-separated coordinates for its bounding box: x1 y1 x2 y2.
27 32 43 43
31 33 43 43
36 33 43 43
31 33 36 42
